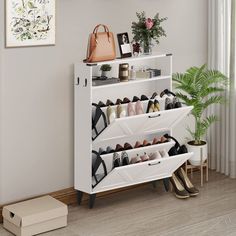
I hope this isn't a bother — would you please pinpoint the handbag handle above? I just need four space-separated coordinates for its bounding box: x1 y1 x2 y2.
93 24 110 41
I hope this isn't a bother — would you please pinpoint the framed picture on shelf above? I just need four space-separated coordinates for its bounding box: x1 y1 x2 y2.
5 0 56 48
117 32 132 58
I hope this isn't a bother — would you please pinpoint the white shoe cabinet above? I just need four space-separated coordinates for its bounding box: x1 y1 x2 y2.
74 53 193 208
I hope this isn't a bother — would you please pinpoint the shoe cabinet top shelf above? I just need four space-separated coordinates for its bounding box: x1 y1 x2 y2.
83 52 172 66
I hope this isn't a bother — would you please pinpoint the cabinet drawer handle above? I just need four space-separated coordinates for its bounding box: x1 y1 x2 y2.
148 114 161 119
83 78 88 87
148 161 161 166
76 77 80 85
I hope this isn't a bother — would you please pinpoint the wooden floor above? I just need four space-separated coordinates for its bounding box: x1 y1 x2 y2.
1 170 236 236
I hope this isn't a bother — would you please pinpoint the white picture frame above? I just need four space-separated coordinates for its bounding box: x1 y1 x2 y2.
6 0 56 48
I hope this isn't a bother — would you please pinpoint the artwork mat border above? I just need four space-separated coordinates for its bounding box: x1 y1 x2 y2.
5 0 56 48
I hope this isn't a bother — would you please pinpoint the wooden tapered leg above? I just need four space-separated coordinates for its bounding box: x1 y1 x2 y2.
163 178 170 192
89 194 96 209
206 157 209 182
77 191 83 205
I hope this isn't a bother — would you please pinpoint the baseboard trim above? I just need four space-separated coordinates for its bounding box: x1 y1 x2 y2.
0 184 147 223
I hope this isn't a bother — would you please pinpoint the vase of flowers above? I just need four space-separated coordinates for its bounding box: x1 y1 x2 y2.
131 12 167 55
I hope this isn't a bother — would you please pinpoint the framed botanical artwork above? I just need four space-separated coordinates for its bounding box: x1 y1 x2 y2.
5 0 56 47
117 32 132 58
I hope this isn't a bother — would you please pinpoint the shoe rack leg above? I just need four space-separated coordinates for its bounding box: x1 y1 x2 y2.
206 157 209 182
151 181 157 189
200 147 203 186
89 194 96 209
163 178 170 192
77 191 83 205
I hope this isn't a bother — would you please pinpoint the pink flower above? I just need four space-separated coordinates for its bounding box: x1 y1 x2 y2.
145 18 154 29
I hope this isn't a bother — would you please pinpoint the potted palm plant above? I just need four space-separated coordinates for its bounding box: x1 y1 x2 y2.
173 64 228 166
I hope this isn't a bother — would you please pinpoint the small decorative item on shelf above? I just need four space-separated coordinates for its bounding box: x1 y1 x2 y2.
117 33 132 58
100 64 112 78
132 42 141 56
119 63 129 82
131 12 167 55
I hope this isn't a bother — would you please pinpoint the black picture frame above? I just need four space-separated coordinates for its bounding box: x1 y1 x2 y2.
117 32 132 58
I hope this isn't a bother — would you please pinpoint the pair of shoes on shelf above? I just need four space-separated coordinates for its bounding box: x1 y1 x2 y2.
146 100 160 113
99 146 115 155
107 104 126 124
113 151 129 168
170 167 199 199
165 97 182 110
128 101 144 116
130 149 169 164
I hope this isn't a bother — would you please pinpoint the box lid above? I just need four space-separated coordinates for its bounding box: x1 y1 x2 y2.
2 196 68 227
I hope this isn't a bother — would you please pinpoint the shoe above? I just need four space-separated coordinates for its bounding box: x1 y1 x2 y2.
98 148 107 155
149 151 162 160
134 141 143 148
160 89 171 98
107 106 116 124
160 136 168 143
176 168 199 196
130 154 142 164
135 101 144 115
143 140 151 146
124 142 133 150
170 173 190 199
106 99 114 106
159 149 169 158
117 104 126 118
140 152 149 162
113 152 121 168
116 98 123 105
165 98 173 110
123 97 131 104
141 95 149 101
106 146 115 154
98 101 106 107
132 96 140 102
128 102 136 116
115 144 124 152
121 151 129 165
154 100 160 112
152 137 160 145
150 92 158 99
173 97 182 108
146 100 155 113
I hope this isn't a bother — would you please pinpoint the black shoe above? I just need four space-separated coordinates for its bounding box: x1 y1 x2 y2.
123 97 131 104
173 97 182 108
170 173 190 199
146 100 154 113
132 96 140 102
176 168 199 196
121 151 129 166
150 92 158 99
113 152 121 168
116 98 123 105
165 98 173 110
141 95 149 101
97 101 106 107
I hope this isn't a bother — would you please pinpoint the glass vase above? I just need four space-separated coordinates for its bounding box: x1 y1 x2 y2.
141 39 153 55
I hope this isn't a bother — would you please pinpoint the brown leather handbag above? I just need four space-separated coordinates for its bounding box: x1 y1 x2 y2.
85 24 116 63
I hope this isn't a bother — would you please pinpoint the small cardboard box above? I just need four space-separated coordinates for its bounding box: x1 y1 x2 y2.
3 195 68 236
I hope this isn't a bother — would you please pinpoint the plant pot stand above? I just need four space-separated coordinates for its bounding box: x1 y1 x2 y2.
185 156 208 187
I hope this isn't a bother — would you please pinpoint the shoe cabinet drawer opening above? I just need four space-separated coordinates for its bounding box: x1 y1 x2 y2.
98 140 175 173
92 152 193 193
92 78 171 105
93 105 193 143
92 130 171 152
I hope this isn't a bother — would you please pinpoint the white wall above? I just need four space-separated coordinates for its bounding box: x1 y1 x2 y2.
0 0 207 204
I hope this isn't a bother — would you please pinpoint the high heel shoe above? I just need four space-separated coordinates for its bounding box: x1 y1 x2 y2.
134 141 143 148
123 97 131 104
130 154 142 164
107 106 116 124
141 95 149 101
140 152 149 162
98 148 107 155
146 100 155 113
121 151 129 166
124 142 133 150
173 97 182 108
132 96 140 102
115 144 124 152
106 146 115 154
143 140 151 146
116 98 123 105
170 173 190 199
117 104 126 118
150 92 158 99
176 168 199 196
152 137 160 145
154 100 160 112
165 98 173 110
128 102 136 116
113 152 121 168
135 101 144 115
98 101 106 107
106 99 114 106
